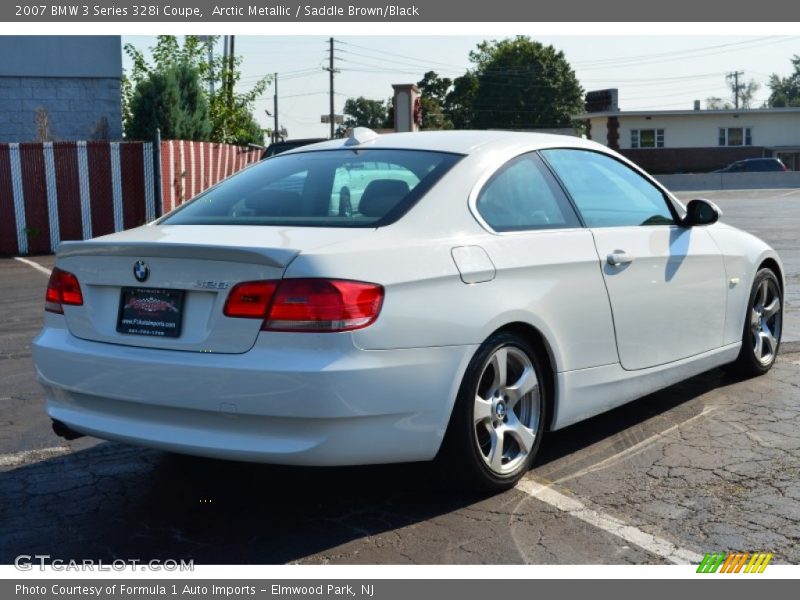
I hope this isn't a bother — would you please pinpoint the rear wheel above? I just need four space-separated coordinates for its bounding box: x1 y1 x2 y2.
437 331 547 492
730 268 782 376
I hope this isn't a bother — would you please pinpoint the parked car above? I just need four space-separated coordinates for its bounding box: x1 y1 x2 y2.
713 158 788 173
261 138 327 159
33 128 784 491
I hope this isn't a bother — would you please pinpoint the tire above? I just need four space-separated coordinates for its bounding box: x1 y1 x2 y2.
436 331 548 492
730 268 782 377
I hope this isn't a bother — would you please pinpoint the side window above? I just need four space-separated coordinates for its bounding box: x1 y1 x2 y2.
541 149 675 228
476 153 580 232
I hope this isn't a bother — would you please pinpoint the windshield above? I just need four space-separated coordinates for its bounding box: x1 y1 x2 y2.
161 149 462 228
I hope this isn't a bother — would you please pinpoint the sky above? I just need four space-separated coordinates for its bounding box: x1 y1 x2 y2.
122 35 800 140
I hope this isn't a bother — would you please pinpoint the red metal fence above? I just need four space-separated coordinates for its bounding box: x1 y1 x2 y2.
160 141 261 213
0 140 260 256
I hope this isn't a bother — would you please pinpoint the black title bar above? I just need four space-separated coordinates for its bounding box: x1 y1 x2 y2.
3 0 799 22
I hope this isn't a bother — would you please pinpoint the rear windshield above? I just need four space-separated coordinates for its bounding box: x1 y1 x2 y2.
161 149 461 227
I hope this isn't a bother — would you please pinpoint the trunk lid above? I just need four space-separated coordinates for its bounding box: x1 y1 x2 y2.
55 225 372 353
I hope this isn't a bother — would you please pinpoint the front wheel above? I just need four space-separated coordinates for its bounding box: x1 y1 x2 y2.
437 332 548 492
730 268 782 376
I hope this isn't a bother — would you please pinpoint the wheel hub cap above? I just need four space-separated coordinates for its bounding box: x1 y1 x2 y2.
495 402 506 420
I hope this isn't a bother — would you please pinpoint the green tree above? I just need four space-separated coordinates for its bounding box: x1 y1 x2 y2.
725 73 760 109
706 74 760 110
705 96 733 110
417 71 453 130
126 63 212 141
340 96 391 132
458 36 583 130
768 55 800 107
444 72 479 129
123 36 269 145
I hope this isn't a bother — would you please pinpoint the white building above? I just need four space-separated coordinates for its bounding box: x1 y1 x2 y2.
577 93 800 173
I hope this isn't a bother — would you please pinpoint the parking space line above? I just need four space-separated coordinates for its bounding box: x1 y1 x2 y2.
773 188 800 198
13 256 51 276
549 405 719 486
0 446 69 468
517 478 703 564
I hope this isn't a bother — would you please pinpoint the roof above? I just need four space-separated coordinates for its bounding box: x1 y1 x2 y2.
577 107 800 119
282 129 600 156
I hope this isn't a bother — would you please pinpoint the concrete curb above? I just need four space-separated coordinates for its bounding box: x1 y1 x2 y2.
657 172 800 192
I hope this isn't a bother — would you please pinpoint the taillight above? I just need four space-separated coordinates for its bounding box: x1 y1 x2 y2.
45 267 83 314
223 278 384 332
223 280 279 318
266 279 384 332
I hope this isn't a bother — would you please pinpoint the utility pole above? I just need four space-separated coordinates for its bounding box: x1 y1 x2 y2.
228 35 236 113
728 70 744 109
222 35 228 81
325 37 338 138
273 72 278 143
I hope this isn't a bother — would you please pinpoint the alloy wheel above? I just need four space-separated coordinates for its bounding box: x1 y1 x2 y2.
750 278 782 366
473 346 541 475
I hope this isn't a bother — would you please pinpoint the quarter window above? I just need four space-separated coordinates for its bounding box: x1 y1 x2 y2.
719 127 752 146
631 128 664 149
541 149 675 228
476 153 580 232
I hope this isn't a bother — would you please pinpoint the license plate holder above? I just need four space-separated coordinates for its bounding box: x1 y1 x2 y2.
116 287 185 338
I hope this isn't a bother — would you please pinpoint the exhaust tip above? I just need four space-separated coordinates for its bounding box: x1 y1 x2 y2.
51 419 84 441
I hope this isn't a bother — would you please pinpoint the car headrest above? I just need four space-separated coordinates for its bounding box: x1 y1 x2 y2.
359 179 410 218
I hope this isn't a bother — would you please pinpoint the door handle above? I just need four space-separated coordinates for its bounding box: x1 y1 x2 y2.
607 250 633 266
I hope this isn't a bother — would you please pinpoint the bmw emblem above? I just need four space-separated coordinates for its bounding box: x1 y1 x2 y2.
496 403 506 419
133 260 149 283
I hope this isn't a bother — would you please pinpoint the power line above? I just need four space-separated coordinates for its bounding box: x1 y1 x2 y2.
576 37 799 71
622 84 734 102
280 91 330 99
337 49 464 76
335 39 468 71
572 36 784 67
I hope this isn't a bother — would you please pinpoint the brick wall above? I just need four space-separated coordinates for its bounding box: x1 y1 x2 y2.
0 76 122 143
619 147 767 174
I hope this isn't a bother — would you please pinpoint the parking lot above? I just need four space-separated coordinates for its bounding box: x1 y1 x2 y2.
1 189 799 565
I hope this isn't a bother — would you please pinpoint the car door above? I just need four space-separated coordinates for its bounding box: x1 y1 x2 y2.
541 148 727 371
472 152 620 372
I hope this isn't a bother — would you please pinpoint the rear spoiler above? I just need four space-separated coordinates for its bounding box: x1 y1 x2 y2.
56 241 299 269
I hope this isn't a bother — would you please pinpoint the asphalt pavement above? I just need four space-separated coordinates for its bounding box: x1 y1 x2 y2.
1 189 799 565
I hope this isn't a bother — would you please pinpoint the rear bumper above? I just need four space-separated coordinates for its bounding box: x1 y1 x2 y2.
32 319 476 465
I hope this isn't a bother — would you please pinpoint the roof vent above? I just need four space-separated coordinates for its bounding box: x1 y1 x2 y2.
345 127 379 147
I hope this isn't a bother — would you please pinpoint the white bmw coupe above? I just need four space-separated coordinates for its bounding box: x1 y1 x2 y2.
33 129 784 490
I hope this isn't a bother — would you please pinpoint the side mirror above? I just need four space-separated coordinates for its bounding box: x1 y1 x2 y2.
682 198 721 227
